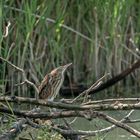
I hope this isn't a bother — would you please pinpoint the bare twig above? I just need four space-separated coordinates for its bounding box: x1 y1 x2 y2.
71 73 110 103
0 57 23 72
0 57 39 99
14 81 26 86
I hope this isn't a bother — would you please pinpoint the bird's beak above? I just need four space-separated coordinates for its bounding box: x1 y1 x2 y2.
63 63 72 70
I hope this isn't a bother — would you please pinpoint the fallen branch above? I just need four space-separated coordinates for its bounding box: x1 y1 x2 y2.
90 59 140 94
1 96 140 111
0 107 92 119
61 59 140 96
0 105 138 120
82 97 140 105
1 101 140 138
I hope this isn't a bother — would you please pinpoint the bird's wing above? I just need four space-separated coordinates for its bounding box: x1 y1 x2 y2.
38 74 52 99
38 74 48 92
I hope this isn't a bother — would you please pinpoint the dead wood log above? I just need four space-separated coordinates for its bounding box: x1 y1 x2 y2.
90 59 140 94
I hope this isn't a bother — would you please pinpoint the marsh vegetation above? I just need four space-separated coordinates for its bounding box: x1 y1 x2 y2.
0 0 140 140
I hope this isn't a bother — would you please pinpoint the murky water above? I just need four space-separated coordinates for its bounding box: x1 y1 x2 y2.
62 110 140 140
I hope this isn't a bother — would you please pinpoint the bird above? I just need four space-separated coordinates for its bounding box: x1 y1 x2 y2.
38 63 72 101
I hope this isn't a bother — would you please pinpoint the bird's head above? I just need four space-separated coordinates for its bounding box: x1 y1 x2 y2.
50 63 72 78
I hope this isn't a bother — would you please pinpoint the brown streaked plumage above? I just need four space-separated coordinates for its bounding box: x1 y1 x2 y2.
38 63 72 101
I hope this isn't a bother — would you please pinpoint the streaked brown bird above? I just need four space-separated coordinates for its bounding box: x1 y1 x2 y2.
38 63 72 101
